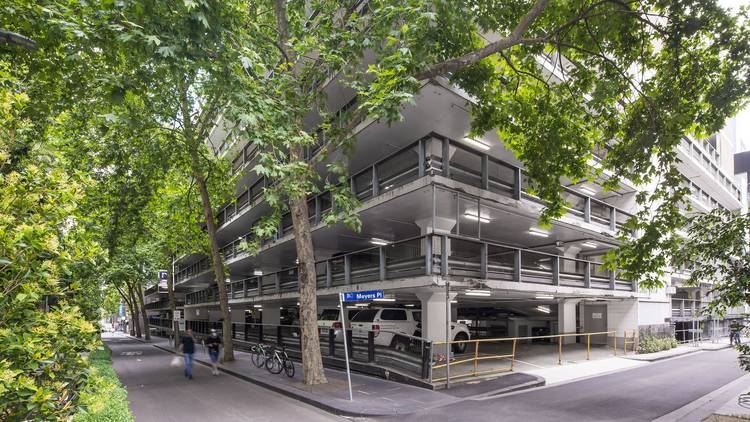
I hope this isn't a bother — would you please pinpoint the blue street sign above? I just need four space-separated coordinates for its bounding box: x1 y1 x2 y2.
158 270 168 281
343 290 384 302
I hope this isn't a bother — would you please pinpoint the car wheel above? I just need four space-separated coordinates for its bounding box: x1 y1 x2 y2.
452 332 468 354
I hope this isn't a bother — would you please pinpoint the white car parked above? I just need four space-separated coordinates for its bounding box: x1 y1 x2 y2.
317 308 360 341
350 308 471 353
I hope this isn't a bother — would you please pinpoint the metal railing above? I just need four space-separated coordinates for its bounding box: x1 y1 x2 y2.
432 330 617 383
186 234 635 305
678 137 741 201
672 298 704 318
178 133 634 285
184 321 433 380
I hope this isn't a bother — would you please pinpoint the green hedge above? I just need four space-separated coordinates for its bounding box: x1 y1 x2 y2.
73 345 134 422
638 335 678 354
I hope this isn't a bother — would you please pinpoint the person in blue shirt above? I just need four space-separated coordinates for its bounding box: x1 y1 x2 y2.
179 329 196 379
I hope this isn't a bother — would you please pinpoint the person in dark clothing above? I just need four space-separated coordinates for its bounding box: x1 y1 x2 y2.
179 329 196 379
730 321 743 346
206 329 223 376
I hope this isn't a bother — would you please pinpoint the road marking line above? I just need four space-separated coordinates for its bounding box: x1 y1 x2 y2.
512 359 544 368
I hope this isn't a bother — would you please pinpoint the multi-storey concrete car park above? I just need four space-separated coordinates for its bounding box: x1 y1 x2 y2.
145 55 747 386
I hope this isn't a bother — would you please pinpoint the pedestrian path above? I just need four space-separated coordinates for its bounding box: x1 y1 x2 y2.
104 333 344 422
146 336 543 416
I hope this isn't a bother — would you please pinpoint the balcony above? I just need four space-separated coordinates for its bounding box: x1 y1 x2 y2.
678 137 741 203
178 133 634 285
185 234 635 305
671 298 704 319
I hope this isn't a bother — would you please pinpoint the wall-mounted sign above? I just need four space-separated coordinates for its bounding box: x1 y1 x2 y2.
592 312 602 319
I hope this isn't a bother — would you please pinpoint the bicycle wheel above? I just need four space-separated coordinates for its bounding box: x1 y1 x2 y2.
251 348 264 368
265 354 283 374
283 358 295 378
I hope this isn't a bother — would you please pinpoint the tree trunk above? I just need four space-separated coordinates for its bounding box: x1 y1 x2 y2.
180 85 234 361
127 283 142 338
167 254 180 349
115 286 135 336
289 146 328 385
136 282 151 341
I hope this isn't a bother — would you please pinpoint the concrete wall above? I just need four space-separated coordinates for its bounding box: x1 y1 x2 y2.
638 301 670 326
607 299 638 346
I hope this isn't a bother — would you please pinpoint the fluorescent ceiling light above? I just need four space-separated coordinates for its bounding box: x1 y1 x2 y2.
528 227 550 238
370 238 390 246
578 186 597 196
253 304 262 308
404 304 415 307
465 289 491 297
354 303 369 307
296 302 300 306
373 298 396 302
346 306 360 310
462 137 491 151
450 300 458 304
535 295 554 300
582 241 598 249
253 269 263 276
536 305 551 314
279 307 284 310
463 211 491 223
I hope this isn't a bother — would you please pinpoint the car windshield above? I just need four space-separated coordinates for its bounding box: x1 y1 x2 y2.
319 309 339 321
351 309 378 322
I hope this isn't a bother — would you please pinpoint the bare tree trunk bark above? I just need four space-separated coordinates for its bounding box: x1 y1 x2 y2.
179 83 234 361
117 288 136 336
128 284 142 338
167 254 180 349
136 282 151 341
289 146 327 385
193 170 234 361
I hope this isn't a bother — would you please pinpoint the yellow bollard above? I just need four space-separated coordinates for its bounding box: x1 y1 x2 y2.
614 333 617 356
473 341 479 376
511 338 517 371
587 334 591 360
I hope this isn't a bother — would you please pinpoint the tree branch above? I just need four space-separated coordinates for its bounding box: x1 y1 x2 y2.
415 0 551 80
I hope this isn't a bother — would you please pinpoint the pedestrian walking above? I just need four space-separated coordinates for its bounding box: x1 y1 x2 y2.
206 328 223 376
730 321 743 346
179 329 196 379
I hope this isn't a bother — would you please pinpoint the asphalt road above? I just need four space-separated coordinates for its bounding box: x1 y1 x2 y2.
373 348 745 422
106 335 344 422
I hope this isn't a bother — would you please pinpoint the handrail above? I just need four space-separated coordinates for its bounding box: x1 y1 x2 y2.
186 233 633 305
180 132 636 284
431 330 619 384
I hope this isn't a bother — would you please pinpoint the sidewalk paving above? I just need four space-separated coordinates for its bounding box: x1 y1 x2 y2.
624 338 734 362
136 334 740 417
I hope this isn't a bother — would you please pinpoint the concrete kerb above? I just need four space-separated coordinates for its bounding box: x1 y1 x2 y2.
153 343 463 417
148 340 547 417
152 344 380 417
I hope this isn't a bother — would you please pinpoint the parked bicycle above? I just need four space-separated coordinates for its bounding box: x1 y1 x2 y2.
250 343 272 368
265 345 295 378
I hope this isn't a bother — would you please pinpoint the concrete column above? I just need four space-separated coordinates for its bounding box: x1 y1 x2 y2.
416 289 458 343
555 245 582 273
558 299 580 344
415 217 456 267
607 299 638 347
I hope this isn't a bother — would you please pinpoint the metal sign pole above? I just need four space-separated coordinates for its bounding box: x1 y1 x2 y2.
339 292 353 401
445 281 451 389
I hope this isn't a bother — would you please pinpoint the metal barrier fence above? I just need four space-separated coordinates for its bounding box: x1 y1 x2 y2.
177 132 634 285
184 321 433 380
432 330 617 383
186 234 635 306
